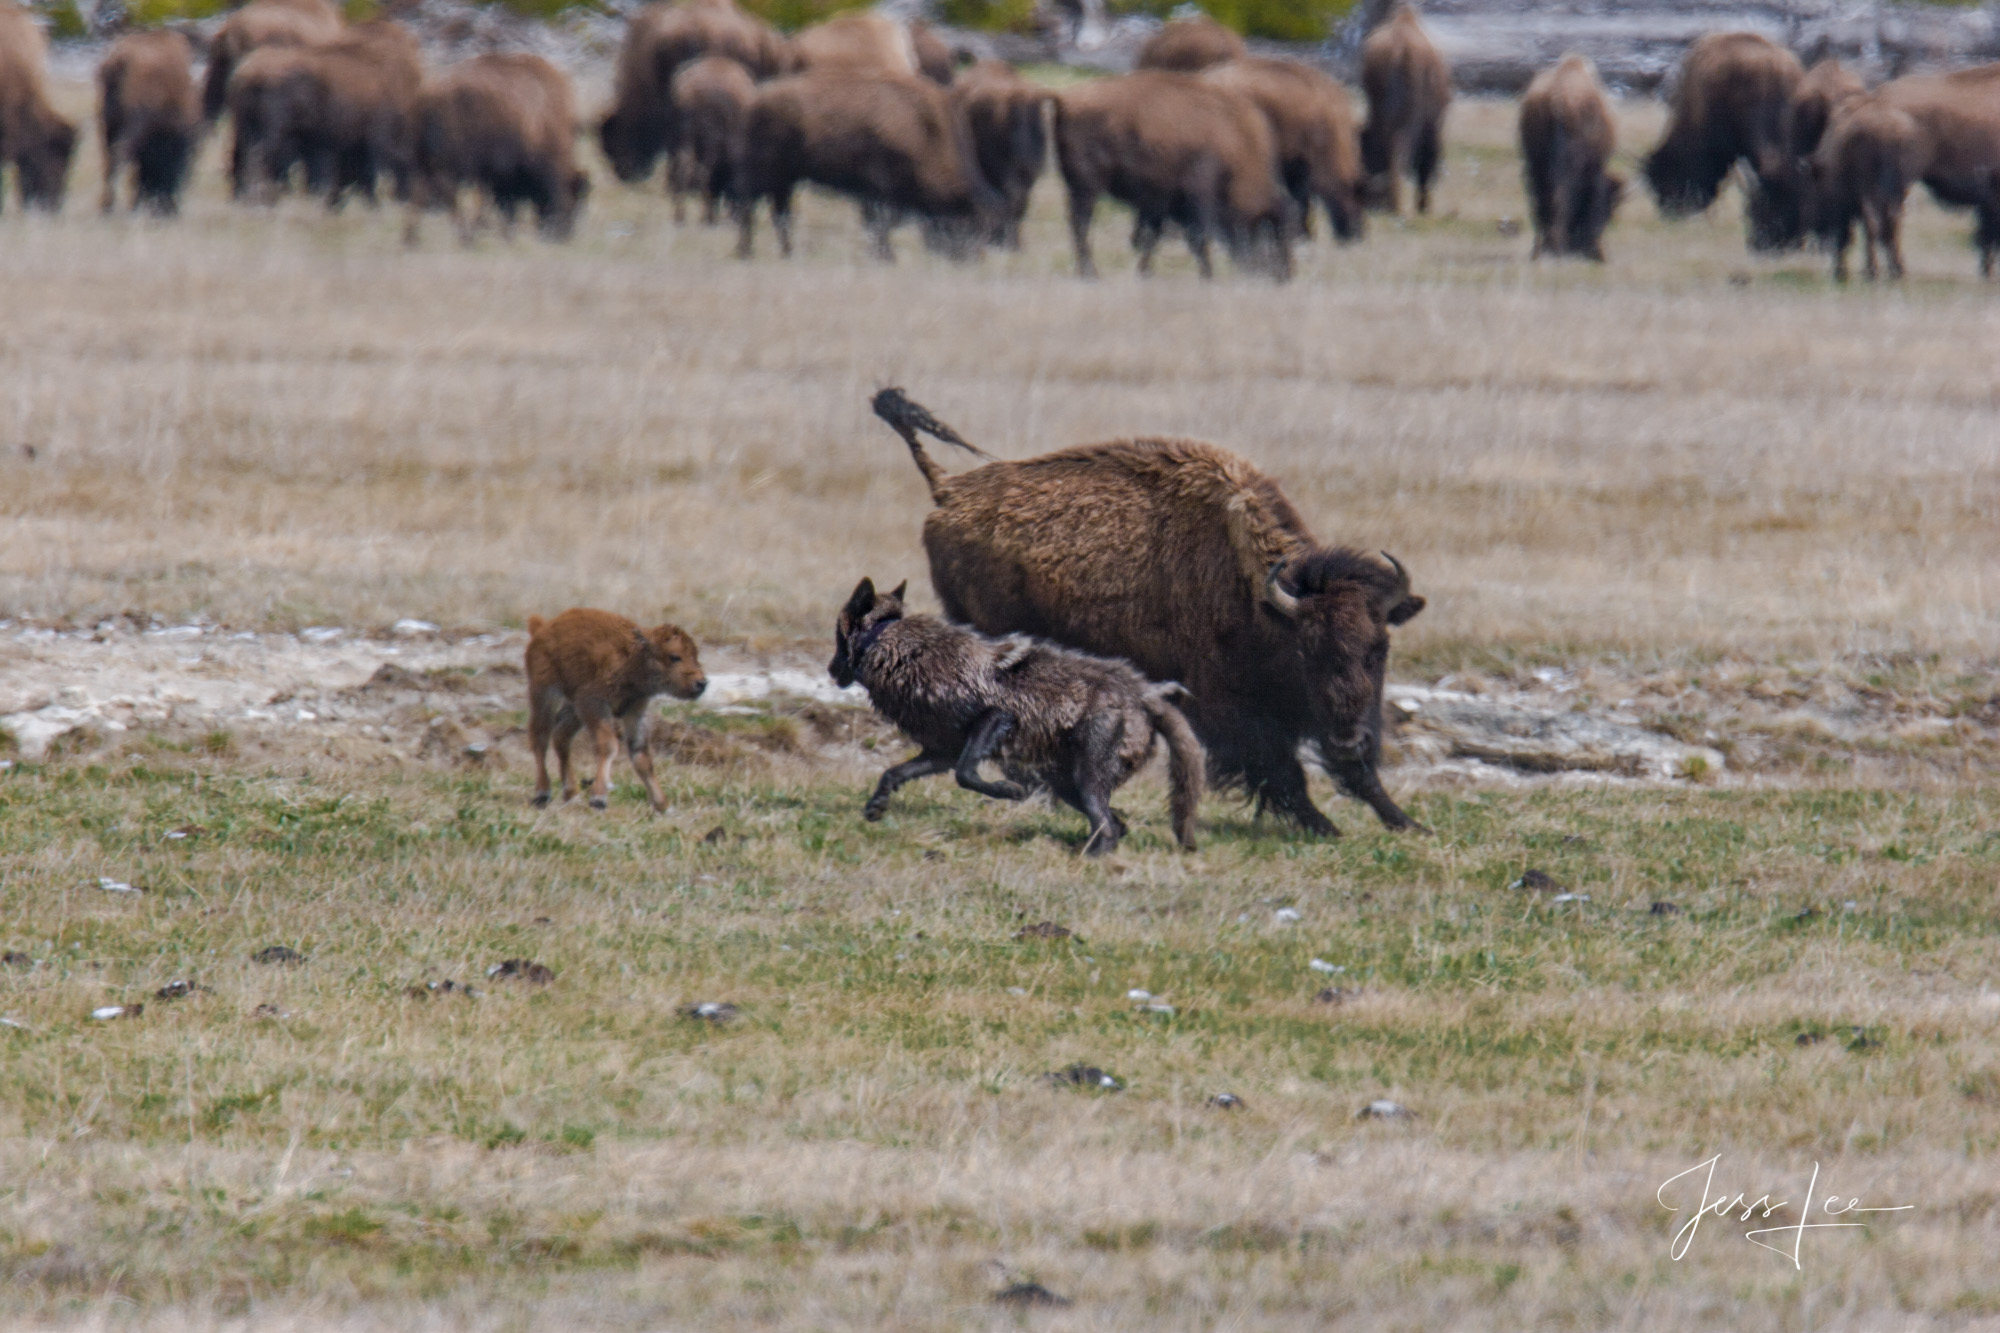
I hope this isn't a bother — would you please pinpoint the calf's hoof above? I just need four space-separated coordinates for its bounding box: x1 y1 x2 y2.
589 796 608 811
531 792 551 808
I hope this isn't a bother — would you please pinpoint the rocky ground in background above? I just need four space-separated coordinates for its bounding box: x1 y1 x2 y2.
2 617 1992 797
41 0 2000 92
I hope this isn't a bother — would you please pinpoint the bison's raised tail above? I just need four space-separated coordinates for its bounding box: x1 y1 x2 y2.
1144 687 1204 851
871 387 993 505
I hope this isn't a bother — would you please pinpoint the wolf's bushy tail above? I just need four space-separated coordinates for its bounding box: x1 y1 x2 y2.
1144 687 1204 851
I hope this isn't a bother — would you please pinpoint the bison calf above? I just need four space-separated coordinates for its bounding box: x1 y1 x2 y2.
98 30 201 216
1519 54 1622 261
831 577 1202 855
408 53 589 244
526 608 707 813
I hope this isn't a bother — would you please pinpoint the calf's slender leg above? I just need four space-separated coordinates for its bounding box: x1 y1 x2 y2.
552 706 582 802
622 704 667 813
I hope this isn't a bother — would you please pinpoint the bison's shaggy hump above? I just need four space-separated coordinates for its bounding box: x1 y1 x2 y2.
0 0 77 211
1135 14 1246 73
791 11 916 78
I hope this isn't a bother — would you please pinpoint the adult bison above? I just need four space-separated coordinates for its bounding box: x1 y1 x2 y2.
1359 4 1450 215
1809 66 2000 281
0 0 74 211
1745 58 1867 250
98 30 201 215
201 0 342 123
1054 71 1291 279
1519 54 1622 260
732 71 997 261
1641 31 1800 238
1135 14 1245 73
253 21 423 209
598 0 787 187
871 389 1427 838
407 53 588 244
670 54 755 225
790 12 916 77
1202 56 1363 242
952 60 1048 248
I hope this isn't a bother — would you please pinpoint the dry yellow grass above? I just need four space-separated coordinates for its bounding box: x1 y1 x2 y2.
3 86 1996 668
1 74 1998 1332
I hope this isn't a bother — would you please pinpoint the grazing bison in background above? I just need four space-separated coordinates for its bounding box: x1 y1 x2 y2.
1519 54 1622 261
0 0 77 211
1642 30 1801 242
597 0 787 187
790 11 916 77
830 577 1204 855
670 54 755 225
1054 71 1291 280
98 30 201 215
526 608 706 814
407 53 589 244
872 389 1428 838
1809 67 2000 281
952 60 1048 248
1359 4 1450 215
910 20 956 86
1135 14 1245 73
201 0 341 122
732 71 997 261
1746 57 1868 250
1203 56 1364 242
225 42 312 198
256 21 424 209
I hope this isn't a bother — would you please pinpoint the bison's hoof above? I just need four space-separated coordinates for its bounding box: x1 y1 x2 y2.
863 804 887 822
531 792 551 808
589 796 608 811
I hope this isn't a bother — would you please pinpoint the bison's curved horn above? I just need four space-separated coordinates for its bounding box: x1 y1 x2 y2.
1380 551 1410 593
1264 564 1301 619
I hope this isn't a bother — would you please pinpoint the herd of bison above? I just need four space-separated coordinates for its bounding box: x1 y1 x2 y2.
2 0 1999 276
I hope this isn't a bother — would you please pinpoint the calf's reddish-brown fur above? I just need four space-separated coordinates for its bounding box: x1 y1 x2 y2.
525 608 707 812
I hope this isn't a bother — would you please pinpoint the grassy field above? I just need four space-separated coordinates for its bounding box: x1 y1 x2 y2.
2 75 1998 1330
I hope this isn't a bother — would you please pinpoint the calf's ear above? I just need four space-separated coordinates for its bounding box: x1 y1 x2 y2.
843 578 877 620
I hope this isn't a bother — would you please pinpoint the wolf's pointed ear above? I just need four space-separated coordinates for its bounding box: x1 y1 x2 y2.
843 578 877 619
889 580 908 601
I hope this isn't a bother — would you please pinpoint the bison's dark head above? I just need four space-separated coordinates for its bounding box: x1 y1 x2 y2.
1641 135 1734 218
1262 549 1424 760
829 577 908 689
598 106 666 185
16 114 78 211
